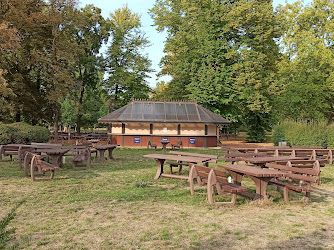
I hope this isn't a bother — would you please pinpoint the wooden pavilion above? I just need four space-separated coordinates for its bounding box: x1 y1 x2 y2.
98 100 230 148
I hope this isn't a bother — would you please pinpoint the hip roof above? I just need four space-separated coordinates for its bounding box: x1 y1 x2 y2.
98 101 230 125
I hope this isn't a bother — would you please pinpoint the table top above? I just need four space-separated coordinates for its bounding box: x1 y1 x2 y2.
34 149 69 155
169 151 218 159
242 156 305 164
94 144 118 150
227 146 290 151
143 154 211 163
160 141 170 144
218 164 288 178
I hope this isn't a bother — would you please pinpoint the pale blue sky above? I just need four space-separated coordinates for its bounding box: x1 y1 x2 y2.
79 0 307 88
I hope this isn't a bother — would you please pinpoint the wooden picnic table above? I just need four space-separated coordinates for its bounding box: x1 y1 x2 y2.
218 164 288 201
241 156 306 168
160 140 170 150
168 151 218 166
33 148 69 167
94 144 118 162
143 154 212 180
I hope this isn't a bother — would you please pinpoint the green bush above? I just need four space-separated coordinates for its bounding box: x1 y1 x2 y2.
0 123 50 144
272 120 328 148
0 124 16 144
327 124 334 149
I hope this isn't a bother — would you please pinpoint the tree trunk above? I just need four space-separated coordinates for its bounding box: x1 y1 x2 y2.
76 69 85 135
53 104 60 140
15 111 21 122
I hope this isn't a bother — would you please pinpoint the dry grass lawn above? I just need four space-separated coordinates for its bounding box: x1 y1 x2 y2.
0 148 334 249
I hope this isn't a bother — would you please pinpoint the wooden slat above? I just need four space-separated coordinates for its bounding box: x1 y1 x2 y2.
266 163 318 175
218 164 287 177
160 174 189 180
169 151 218 159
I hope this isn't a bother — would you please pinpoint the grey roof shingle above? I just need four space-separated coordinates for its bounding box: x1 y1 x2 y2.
98 101 230 125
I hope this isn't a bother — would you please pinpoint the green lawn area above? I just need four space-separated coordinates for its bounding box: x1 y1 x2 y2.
1 148 334 249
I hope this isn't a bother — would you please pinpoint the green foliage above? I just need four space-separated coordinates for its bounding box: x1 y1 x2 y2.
0 123 50 144
150 0 281 142
273 120 328 147
0 200 24 249
105 5 152 109
245 113 272 143
0 123 16 144
273 0 334 122
327 124 334 149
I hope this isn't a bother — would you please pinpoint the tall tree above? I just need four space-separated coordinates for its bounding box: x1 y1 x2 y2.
105 6 152 109
273 0 334 122
71 4 110 133
150 0 281 141
0 22 19 121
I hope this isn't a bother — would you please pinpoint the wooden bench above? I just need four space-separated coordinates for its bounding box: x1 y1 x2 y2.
75 140 98 157
23 152 60 181
267 161 320 203
292 149 314 160
313 149 332 163
71 148 91 169
189 165 247 206
224 152 268 164
0 145 34 169
147 141 157 150
275 159 326 168
171 141 183 149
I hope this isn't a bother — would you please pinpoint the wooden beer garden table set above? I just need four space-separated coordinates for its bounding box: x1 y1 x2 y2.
94 144 118 162
218 164 288 201
143 154 212 180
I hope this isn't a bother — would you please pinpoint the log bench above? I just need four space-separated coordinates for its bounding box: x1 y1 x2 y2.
267 161 320 203
24 152 60 181
189 164 247 206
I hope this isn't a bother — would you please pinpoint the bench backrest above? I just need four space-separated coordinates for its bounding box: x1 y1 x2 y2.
293 149 314 159
267 161 320 183
275 159 326 168
190 165 227 186
31 142 62 147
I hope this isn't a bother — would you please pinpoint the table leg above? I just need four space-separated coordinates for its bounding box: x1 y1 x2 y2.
162 144 166 150
98 149 106 162
249 176 272 201
108 148 115 160
226 170 244 186
155 159 165 179
50 155 61 167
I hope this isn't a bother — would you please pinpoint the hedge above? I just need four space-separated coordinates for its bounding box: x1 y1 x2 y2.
0 123 50 144
272 120 328 148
